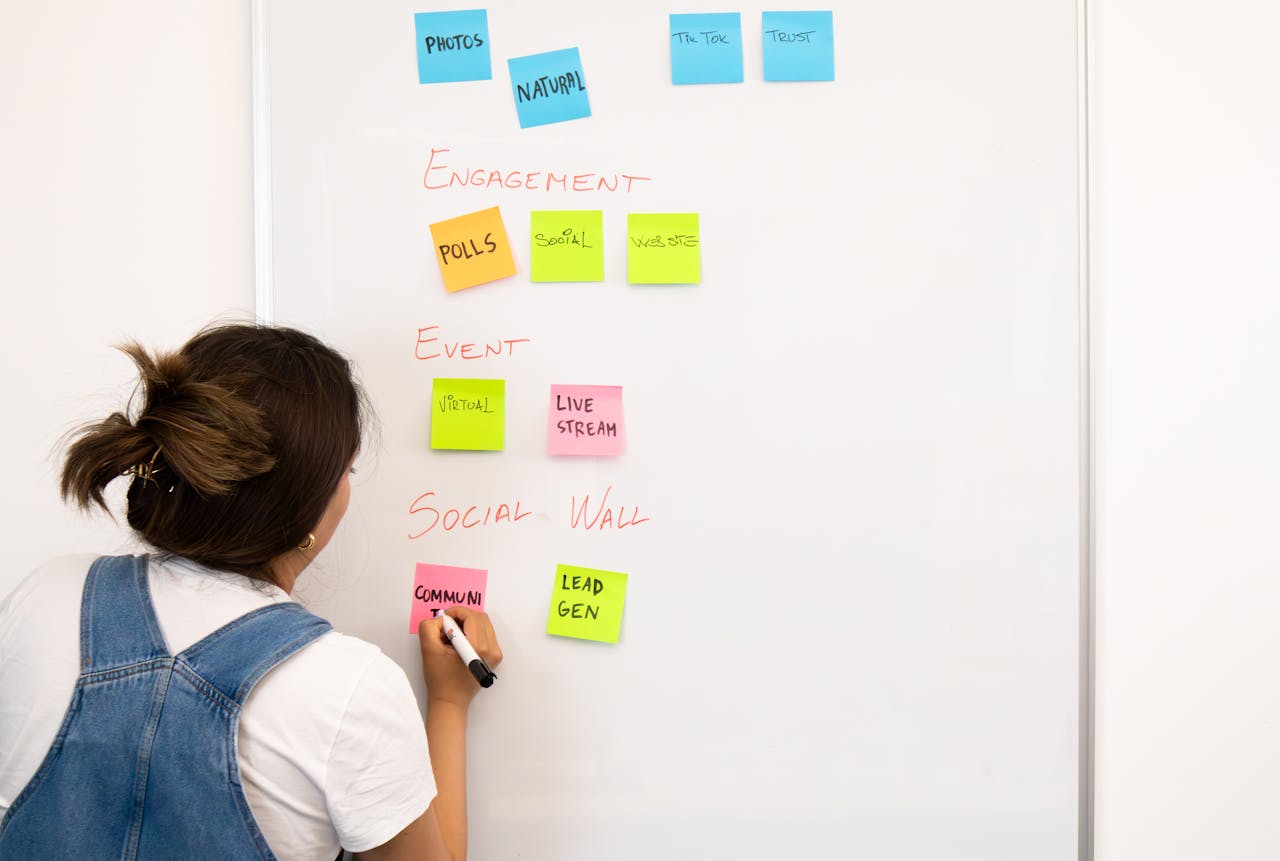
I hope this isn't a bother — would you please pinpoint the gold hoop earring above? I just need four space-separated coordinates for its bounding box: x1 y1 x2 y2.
298 533 316 552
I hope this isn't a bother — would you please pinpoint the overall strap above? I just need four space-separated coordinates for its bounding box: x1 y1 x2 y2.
80 555 169 673
178 602 332 706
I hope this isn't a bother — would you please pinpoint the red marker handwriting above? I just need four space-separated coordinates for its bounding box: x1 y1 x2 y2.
569 485 650 531
415 325 531 361
409 491 534 539
423 147 653 194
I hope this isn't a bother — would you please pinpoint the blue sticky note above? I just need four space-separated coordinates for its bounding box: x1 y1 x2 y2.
669 13 744 85
762 11 835 82
414 10 492 84
507 48 592 128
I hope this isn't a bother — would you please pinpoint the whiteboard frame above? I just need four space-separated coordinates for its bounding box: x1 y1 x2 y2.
1075 0 1096 857
249 1 1097 856
252 0 275 326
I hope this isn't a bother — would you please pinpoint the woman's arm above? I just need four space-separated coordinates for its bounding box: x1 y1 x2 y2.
356 607 502 861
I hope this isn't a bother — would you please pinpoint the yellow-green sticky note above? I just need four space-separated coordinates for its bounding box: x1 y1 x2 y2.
431 378 504 451
627 213 700 284
546 564 628 643
531 210 604 282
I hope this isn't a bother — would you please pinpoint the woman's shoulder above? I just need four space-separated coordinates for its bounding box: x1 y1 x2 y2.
283 626 413 704
0 554 99 621
254 622 416 715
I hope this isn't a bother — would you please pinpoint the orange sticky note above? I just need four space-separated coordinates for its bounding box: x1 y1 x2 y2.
429 206 518 292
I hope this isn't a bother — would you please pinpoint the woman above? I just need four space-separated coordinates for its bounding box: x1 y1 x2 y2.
0 324 499 860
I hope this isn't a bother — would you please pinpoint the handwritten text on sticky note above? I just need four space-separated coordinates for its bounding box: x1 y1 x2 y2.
408 563 487 634
627 213 701 284
548 385 624 456
414 10 492 83
428 206 517 292
431 378 505 451
546 564 628 643
508 48 592 128
669 13 744 84
530 210 604 282
762 11 835 81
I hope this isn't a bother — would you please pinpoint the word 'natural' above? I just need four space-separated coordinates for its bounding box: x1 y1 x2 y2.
515 71 585 102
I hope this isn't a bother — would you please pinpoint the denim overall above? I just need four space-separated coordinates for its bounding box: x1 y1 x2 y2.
0 555 332 859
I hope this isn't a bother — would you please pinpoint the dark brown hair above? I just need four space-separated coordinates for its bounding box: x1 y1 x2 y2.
61 324 366 585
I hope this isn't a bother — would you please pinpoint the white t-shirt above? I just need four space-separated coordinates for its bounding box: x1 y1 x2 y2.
0 554 435 859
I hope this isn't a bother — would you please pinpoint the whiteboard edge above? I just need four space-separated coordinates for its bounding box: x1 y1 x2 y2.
1077 0 1096 859
251 0 274 325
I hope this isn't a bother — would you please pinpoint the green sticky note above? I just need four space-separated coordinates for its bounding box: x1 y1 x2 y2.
530 210 604 282
627 213 700 284
546 564 628 643
431 378 505 451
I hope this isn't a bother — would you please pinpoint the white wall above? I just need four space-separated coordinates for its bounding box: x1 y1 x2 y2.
0 2 255 592
3 1 1277 856
1092 2 1280 858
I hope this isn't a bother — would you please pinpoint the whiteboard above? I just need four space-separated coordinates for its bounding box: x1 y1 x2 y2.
258 1 1084 858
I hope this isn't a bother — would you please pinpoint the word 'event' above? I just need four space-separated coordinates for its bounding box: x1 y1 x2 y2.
415 325 530 361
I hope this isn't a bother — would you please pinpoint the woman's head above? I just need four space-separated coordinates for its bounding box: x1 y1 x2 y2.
61 324 366 586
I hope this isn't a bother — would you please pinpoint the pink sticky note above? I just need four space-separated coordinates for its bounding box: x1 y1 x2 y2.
408 563 488 634
547 385 625 456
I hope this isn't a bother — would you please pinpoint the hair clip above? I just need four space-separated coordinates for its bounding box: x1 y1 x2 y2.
126 448 169 490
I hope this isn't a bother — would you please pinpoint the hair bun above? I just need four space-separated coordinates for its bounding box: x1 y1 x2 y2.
124 343 276 495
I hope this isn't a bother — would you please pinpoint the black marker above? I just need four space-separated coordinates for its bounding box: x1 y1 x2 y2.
439 611 496 688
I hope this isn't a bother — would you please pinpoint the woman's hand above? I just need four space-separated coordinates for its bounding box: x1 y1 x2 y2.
418 606 503 709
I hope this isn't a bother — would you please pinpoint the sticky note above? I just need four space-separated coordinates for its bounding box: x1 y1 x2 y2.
669 13 744 84
414 10 492 83
431 378 505 451
548 385 624 456
530 210 604 282
627 213 701 284
428 207 517 292
762 11 835 81
508 48 592 128
546 564 628 644
408 563 487 634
